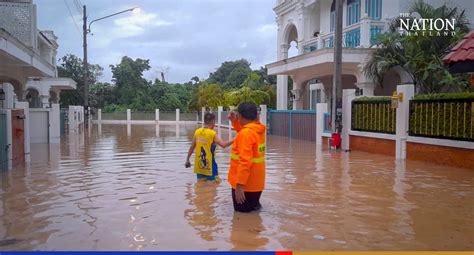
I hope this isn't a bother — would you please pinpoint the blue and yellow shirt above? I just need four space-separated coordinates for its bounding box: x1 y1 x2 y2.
194 128 218 178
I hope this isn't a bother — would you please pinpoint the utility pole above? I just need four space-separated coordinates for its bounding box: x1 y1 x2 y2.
332 0 343 133
83 5 89 125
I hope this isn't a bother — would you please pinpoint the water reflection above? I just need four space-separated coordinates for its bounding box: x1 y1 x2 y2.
230 213 268 251
184 182 221 242
0 124 472 251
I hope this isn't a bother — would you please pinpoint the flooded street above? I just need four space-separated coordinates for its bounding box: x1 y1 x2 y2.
1 124 473 251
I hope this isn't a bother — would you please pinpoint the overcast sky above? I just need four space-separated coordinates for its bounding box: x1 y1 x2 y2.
36 0 278 84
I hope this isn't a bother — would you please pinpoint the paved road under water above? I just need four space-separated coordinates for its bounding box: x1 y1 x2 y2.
0 124 473 251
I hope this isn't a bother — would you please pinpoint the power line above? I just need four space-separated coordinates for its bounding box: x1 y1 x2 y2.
64 0 82 37
73 0 82 14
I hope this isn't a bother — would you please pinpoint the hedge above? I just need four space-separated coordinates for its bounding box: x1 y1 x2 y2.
351 100 396 134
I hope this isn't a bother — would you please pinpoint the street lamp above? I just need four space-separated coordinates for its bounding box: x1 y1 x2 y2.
82 6 138 124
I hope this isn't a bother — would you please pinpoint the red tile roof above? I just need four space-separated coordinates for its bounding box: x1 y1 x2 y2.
443 30 474 64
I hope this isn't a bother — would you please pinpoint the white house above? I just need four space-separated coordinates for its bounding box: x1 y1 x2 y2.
266 0 474 110
0 0 76 169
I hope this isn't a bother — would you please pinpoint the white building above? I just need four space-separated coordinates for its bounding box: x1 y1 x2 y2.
266 0 474 110
0 0 76 169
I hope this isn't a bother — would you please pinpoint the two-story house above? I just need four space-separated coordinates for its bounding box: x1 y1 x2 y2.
0 0 76 170
266 0 473 110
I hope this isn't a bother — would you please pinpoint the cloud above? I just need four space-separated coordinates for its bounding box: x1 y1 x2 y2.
37 0 277 83
113 11 173 36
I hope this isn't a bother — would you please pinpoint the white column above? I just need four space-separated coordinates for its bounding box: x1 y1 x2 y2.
316 103 328 145
355 82 376 96
360 14 371 48
155 109 160 123
217 106 223 127
40 95 49 108
277 75 288 110
49 104 60 144
15 102 30 162
292 81 304 110
341 89 356 151
98 109 102 123
127 109 131 123
176 108 180 122
395 84 415 159
259 105 267 126
201 107 205 127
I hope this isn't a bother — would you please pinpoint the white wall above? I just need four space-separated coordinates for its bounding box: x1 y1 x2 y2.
29 109 49 143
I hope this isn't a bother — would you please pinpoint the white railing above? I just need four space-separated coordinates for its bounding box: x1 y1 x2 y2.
299 18 388 53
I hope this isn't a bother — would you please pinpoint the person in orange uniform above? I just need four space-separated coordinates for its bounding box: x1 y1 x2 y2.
227 102 266 212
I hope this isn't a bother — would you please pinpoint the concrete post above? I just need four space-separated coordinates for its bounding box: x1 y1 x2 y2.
341 89 356 151
49 104 60 144
155 109 160 123
259 105 267 126
217 106 223 127
201 107 205 127
316 103 328 145
176 108 180 122
395 84 415 159
15 102 30 162
360 14 371 48
277 75 288 110
98 109 102 123
127 109 131 123
355 82 376 97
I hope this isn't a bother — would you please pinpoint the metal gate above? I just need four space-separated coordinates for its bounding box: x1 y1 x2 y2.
0 112 8 171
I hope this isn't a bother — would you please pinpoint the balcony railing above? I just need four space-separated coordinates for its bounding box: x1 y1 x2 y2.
0 1 56 68
300 19 387 53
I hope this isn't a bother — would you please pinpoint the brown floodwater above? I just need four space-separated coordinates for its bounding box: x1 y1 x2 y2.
0 123 473 251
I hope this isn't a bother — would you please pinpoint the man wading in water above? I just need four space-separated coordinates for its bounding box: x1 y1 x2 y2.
227 102 266 212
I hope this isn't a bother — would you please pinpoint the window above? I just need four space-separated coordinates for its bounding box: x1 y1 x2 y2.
365 0 382 20
346 0 361 26
330 0 335 32
330 11 335 32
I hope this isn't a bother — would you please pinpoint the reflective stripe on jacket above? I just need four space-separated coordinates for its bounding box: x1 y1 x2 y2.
227 120 266 192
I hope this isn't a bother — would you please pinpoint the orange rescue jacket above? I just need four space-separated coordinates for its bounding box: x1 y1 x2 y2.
227 120 266 192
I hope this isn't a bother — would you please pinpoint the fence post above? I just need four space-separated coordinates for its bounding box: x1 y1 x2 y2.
395 84 415 159
201 107 205 127
176 108 180 122
259 105 267 126
342 89 356 151
316 103 328 145
98 109 102 123
289 111 293 139
127 109 131 123
155 109 160 124
218 106 223 127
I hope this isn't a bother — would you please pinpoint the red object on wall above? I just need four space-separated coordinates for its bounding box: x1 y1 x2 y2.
11 109 25 167
331 133 341 148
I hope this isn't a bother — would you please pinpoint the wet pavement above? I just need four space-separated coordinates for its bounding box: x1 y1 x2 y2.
0 124 473 251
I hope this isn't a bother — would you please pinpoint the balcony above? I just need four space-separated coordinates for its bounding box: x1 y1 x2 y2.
0 0 57 71
300 18 386 53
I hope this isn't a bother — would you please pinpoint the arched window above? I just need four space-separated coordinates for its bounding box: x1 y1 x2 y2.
347 0 361 26
330 0 335 32
365 0 382 20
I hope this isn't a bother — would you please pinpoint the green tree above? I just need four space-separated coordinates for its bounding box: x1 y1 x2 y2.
89 82 114 109
110 56 151 106
363 1 470 94
197 83 224 109
57 54 103 107
224 86 270 107
208 59 252 89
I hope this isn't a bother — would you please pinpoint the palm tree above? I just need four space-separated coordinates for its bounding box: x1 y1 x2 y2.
363 0 470 94
224 86 271 107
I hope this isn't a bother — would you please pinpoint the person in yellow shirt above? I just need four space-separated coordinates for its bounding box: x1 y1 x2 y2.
186 113 233 182
228 102 266 212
